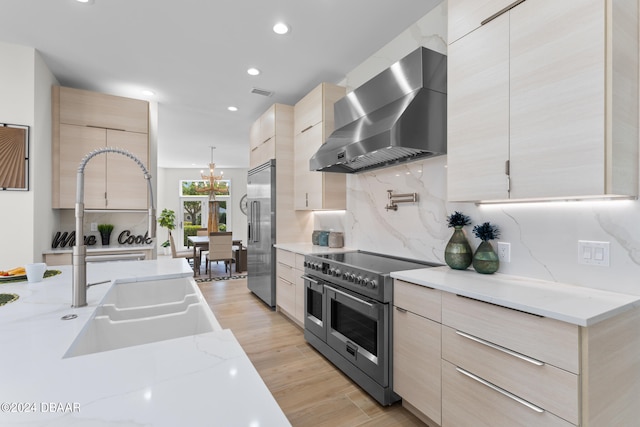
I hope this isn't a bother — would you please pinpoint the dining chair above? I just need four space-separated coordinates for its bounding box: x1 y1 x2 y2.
169 230 196 270
205 231 235 279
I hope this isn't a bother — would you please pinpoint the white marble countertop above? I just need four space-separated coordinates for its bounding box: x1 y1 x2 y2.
43 244 155 254
391 266 640 327
274 242 356 254
0 259 290 426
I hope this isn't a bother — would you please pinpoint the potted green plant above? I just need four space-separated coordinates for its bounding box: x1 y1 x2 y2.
97 224 114 246
444 211 472 270
472 222 500 274
157 208 176 251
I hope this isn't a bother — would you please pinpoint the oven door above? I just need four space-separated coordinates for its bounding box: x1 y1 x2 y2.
325 285 388 386
303 274 326 341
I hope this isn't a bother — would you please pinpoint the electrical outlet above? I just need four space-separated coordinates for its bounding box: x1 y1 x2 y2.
497 242 511 263
578 240 610 266
90 222 98 232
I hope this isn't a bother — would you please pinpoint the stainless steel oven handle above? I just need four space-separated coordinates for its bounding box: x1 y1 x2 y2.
325 285 374 308
301 275 319 284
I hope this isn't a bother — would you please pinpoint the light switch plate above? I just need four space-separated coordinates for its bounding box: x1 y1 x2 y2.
90 222 98 232
578 240 610 266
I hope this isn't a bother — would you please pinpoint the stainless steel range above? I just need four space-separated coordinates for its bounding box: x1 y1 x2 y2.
302 251 439 406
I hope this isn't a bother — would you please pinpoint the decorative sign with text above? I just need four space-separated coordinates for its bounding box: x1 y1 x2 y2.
52 230 152 248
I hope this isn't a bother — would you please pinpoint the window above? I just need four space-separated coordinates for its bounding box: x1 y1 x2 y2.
180 180 230 197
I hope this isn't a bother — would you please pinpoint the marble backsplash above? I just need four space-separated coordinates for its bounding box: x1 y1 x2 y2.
314 156 640 296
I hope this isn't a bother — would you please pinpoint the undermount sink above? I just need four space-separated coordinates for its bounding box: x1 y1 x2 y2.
64 277 219 358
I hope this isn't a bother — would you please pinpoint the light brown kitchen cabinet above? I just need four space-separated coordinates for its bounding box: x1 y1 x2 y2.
294 83 346 210
58 85 148 134
447 0 639 202
395 278 640 427
275 249 304 326
52 86 150 209
440 291 640 427
249 104 288 169
392 280 442 426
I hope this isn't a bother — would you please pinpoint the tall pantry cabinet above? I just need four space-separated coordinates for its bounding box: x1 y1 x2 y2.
293 83 346 210
447 0 639 202
52 86 150 209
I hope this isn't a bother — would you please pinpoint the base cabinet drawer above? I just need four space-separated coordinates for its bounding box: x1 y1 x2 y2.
442 326 578 425
442 360 574 427
276 276 295 316
442 292 579 373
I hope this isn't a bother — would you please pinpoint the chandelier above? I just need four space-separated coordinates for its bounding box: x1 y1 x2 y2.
197 146 223 200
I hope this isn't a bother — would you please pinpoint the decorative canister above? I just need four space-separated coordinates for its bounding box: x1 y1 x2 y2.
328 232 344 248
318 231 329 246
312 230 321 245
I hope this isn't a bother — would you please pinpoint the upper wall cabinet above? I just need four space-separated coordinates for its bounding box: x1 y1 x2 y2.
249 104 290 169
447 0 639 202
293 83 346 210
52 86 150 209
58 86 148 134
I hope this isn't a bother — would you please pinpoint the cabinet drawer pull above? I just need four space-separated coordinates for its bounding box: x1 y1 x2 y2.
301 125 313 133
395 307 408 313
455 367 545 414
481 0 527 26
456 330 545 367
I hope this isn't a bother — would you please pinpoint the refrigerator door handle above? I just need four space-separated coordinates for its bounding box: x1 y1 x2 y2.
252 201 260 243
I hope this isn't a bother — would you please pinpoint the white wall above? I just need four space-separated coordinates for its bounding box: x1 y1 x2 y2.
316 2 640 296
157 167 248 249
0 42 58 266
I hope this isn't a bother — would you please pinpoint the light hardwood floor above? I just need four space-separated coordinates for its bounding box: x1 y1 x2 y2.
198 277 427 427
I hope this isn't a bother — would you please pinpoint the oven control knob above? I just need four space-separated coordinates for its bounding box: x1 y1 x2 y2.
313 263 320 270
304 261 309 268
349 273 356 282
369 280 377 289
356 276 363 285
328 268 336 276
363 278 370 287
334 269 341 277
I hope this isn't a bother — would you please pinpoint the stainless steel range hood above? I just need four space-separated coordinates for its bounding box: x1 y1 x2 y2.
310 47 447 173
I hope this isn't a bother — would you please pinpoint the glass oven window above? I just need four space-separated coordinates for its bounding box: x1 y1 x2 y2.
307 287 323 322
331 300 377 356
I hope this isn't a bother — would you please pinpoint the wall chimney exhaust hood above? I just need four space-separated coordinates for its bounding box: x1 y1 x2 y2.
310 47 447 173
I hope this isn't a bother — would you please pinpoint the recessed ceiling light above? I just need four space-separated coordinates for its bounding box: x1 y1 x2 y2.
76 0 94 4
227 106 238 112
247 67 260 76
273 22 289 35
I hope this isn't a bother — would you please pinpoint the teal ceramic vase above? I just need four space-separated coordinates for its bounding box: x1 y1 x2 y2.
473 240 499 274
444 226 472 270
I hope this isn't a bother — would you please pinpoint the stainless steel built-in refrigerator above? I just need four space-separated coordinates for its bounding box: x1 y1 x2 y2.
247 160 276 307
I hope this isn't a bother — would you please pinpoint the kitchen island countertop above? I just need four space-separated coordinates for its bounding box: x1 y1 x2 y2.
0 259 290 426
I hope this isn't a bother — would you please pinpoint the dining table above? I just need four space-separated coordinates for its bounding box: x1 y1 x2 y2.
186 235 244 275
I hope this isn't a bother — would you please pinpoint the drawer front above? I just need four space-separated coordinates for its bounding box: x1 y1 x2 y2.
442 360 574 427
394 279 442 322
276 249 295 267
393 308 441 424
295 253 306 270
442 326 578 425
276 262 294 284
442 293 579 373
276 276 295 315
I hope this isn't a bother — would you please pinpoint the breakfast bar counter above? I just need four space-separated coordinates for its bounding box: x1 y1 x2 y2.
0 259 290 426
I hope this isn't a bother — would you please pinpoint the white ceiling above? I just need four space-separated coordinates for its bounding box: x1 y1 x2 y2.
1 0 443 169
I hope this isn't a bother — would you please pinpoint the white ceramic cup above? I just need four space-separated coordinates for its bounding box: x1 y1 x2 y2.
26 263 47 283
